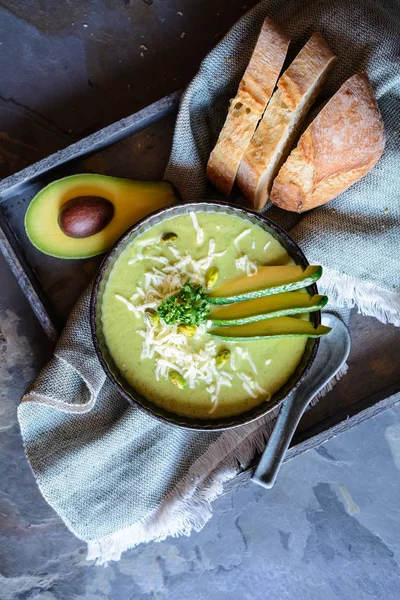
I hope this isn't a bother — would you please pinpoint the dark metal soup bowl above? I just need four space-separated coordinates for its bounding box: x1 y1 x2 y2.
90 201 320 431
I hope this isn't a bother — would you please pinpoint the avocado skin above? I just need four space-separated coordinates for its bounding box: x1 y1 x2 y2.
209 294 328 326
210 317 331 341
208 266 323 305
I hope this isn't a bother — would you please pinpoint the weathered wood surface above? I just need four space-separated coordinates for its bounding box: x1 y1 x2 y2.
299 311 400 432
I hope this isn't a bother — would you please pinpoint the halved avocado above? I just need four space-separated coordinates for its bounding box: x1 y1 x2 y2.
207 265 322 305
209 292 328 326
24 174 177 259
210 317 331 341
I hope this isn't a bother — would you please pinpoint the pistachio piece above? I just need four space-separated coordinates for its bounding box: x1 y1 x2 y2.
169 370 187 389
145 309 160 327
177 324 196 338
161 232 178 245
205 266 219 290
215 348 231 368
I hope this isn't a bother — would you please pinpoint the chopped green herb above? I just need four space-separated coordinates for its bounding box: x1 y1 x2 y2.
157 282 210 326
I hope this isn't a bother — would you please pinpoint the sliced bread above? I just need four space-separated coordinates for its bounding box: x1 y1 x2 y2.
237 33 337 210
270 72 386 212
206 17 290 196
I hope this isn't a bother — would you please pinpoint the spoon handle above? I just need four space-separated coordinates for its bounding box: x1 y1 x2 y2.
252 384 316 489
252 313 350 490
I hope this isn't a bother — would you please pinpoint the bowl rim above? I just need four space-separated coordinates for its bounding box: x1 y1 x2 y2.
90 200 320 431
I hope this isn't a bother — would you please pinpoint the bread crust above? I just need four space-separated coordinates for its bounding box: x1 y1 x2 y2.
206 17 290 196
237 33 337 210
270 72 386 212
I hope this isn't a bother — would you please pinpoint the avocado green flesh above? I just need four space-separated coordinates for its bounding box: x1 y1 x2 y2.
24 173 177 259
209 293 328 326
208 265 322 305
101 211 311 420
210 317 331 341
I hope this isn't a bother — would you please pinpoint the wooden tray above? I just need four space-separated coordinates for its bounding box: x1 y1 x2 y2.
1 91 399 473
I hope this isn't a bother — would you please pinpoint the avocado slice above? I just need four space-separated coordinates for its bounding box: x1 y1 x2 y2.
210 317 331 341
24 174 177 259
209 292 328 326
207 265 322 305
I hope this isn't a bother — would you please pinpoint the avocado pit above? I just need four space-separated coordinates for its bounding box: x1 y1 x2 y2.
58 196 114 239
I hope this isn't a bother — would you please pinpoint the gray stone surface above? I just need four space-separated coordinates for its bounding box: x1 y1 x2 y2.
2 249 400 599
1 1 400 598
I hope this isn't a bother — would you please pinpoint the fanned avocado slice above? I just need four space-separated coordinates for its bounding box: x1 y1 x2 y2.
24 174 177 259
207 265 322 305
210 316 331 341
209 292 328 326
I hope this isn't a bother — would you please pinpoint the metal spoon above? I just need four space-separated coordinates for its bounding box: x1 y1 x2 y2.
252 313 351 489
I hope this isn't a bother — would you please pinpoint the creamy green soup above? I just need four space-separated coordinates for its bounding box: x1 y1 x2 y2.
101 211 308 419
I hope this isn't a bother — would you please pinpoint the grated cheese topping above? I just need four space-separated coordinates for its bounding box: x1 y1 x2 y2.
235 254 258 277
234 228 258 277
127 241 170 266
263 241 271 252
190 211 204 246
237 372 267 398
115 294 139 316
234 228 251 251
115 230 266 412
236 347 258 375
138 323 233 403
119 238 233 412
128 254 169 266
